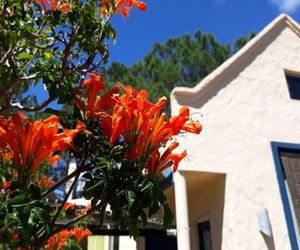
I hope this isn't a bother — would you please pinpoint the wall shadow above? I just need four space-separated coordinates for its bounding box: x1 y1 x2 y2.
185 171 226 250
262 233 276 250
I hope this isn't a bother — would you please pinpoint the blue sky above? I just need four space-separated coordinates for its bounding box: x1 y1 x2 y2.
30 0 300 108
108 0 300 66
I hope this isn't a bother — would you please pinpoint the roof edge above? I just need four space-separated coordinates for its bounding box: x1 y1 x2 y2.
171 14 299 98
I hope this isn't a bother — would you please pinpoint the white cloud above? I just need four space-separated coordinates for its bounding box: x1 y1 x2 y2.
271 0 300 13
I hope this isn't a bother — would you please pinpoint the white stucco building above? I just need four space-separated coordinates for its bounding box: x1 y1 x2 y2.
169 14 300 250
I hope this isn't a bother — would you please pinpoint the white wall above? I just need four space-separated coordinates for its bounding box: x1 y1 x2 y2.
171 21 300 250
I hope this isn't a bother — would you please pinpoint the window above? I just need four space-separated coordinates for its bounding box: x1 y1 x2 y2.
145 235 177 250
272 142 300 249
280 150 300 229
285 72 300 100
198 221 212 250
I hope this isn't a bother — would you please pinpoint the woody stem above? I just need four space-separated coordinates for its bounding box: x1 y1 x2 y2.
50 171 81 225
41 161 89 199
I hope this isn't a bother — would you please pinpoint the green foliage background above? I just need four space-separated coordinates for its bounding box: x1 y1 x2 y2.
105 31 256 113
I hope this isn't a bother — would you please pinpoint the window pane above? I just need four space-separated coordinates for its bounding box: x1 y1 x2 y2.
198 221 212 250
280 150 300 232
285 74 300 100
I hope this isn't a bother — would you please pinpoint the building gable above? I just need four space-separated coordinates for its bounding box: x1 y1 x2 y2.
171 14 300 106
170 14 300 174
170 14 300 250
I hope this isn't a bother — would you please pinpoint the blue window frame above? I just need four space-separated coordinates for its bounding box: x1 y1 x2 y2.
271 141 300 249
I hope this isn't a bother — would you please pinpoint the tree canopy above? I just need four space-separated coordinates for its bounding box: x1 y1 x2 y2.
105 30 256 111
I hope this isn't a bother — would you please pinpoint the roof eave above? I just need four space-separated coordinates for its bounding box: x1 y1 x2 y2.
171 14 300 99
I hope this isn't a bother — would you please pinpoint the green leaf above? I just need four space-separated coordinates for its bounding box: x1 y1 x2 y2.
48 84 59 98
82 186 94 200
82 172 93 181
126 191 136 210
148 201 160 217
28 184 41 200
8 31 17 48
140 210 147 226
148 183 161 216
163 204 174 228
44 108 61 116
64 240 82 250
84 179 105 194
17 52 32 60
140 180 153 192
9 193 28 207
128 218 139 239
110 200 121 222
32 207 51 235
21 205 31 224
99 203 107 227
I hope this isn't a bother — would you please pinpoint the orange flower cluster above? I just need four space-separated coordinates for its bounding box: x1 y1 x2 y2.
61 202 92 219
1 180 11 189
45 227 91 250
10 230 20 240
34 0 147 16
101 0 147 17
35 0 70 12
0 113 83 174
74 73 120 122
109 85 202 174
63 202 76 211
76 74 202 175
36 175 56 187
75 203 92 217
0 148 13 161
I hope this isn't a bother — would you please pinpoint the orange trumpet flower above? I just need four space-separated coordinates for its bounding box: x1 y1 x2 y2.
75 78 202 176
0 113 83 174
45 227 91 250
101 0 147 17
105 85 202 175
74 73 120 121
35 175 56 187
35 0 70 12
